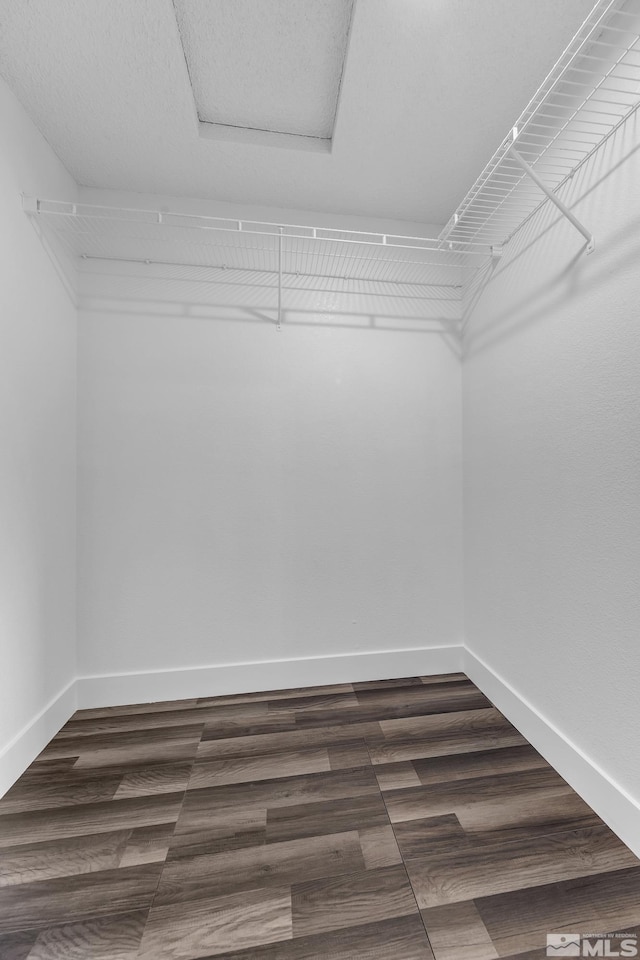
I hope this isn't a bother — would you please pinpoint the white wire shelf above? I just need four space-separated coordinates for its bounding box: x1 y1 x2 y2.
27 199 484 291
24 0 640 311
440 0 640 248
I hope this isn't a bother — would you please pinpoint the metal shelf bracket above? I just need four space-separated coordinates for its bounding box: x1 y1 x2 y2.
508 128 595 255
22 195 39 214
277 226 283 331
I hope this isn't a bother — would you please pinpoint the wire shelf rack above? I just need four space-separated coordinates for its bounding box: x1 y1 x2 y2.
24 0 640 314
440 0 640 248
27 199 484 290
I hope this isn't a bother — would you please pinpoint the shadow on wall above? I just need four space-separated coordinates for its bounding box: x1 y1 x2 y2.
75 264 463 356
462 114 640 358
23 218 465 358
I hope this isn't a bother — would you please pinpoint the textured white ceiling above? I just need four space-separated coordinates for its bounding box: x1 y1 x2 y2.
0 0 596 223
174 0 354 141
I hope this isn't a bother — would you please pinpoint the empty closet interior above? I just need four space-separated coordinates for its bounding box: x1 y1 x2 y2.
1 0 639 909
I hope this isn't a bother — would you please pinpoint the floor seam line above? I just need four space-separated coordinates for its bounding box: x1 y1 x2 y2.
362 712 438 959
142 723 206 920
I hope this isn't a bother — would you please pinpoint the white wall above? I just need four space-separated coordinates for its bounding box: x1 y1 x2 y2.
77 257 463 693
463 113 640 803
0 78 78 790
78 185 445 240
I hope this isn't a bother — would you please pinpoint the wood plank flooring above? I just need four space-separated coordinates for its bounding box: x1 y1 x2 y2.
0 673 638 959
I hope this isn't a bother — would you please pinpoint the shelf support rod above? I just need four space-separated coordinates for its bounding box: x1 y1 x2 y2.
277 227 283 331
507 132 594 254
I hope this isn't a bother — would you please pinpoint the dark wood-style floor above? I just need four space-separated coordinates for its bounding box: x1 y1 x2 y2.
1 673 639 959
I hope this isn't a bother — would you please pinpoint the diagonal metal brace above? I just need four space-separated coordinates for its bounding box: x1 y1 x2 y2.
507 139 594 254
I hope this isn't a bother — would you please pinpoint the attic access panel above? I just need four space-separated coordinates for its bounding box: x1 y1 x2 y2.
173 0 355 151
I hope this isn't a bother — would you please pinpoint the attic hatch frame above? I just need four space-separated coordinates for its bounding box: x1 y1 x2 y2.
23 0 640 327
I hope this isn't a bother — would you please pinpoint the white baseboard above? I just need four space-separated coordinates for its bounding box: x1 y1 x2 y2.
0 679 78 798
76 645 464 709
464 647 640 859
8 645 638 862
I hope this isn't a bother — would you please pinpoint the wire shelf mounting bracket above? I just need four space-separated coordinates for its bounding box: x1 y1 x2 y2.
507 127 595 255
21 195 39 214
277 225 283 332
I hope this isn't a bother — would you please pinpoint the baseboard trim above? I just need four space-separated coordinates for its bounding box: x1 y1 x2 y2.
0 679 78 798
464 647 640 858
76 645 464 709
9 646 637 860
